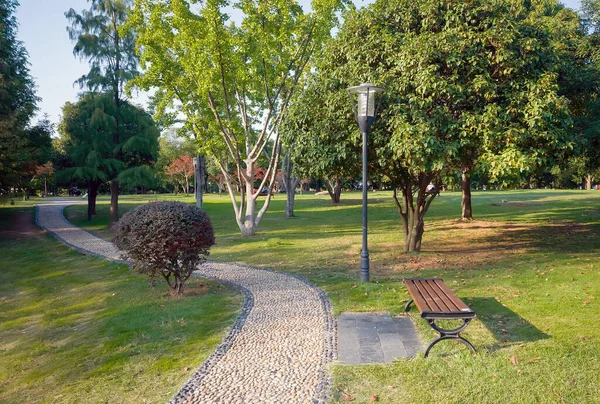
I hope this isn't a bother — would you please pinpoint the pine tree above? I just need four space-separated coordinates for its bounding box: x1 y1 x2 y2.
58 93 159 220
66 0 138 224
0 0 39 193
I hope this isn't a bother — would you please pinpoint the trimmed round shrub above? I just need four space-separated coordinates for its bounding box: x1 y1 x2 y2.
112 201 215 295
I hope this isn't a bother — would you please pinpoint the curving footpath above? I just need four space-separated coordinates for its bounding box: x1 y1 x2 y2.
36 201 336 403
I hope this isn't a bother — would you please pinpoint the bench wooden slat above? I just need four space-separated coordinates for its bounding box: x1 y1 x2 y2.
431 279 472 312
419 279 456 312
404 280 431 314
412 280 443 312
403 278 475 319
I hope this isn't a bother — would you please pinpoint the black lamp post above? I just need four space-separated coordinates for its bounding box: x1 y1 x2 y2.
347 83 385 282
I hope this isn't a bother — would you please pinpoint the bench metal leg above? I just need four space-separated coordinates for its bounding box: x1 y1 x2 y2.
404 299 413 312
424 319 476 358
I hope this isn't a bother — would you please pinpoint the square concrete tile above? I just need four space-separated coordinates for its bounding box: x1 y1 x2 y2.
337 312 422 364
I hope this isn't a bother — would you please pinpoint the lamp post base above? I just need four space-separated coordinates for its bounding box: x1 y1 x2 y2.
360 250 370 282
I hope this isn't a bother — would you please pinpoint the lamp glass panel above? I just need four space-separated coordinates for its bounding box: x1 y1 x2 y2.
357 90 375 117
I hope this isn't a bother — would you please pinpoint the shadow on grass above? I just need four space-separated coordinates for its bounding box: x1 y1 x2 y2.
477 222 600 254
468 297 550 351
425 221 600 256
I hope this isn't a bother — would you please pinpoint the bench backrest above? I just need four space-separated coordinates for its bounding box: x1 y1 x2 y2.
404 278 476 319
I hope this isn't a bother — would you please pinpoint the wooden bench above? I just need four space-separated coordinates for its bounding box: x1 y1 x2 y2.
403 278 476 357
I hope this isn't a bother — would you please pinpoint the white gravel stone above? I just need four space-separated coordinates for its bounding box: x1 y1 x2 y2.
35 200 337 403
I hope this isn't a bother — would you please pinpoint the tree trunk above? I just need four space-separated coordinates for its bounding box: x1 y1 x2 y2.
326 177 342 204
86 180 99 220
184 174 190 194
393 187 411 252
87 192 93 221
219 137 281 237
91 182 98 214
284 175 299 218
394 174 438 253
194 155 205 209
281 153 299 217
461 168 473 221
585 175 594 191
43 179 48 197
174 275 184 296
163 272 185 296
110 181 119 225
285 190 295 218
240 189 257 236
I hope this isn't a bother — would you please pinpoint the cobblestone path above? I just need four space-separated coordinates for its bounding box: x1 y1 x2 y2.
36 201 336 403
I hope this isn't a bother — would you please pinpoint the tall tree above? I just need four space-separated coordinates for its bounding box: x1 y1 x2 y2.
575 0 600 187
129 0 345 236
58 93 159 220
296 0 576 252
66 0 138 224
0 0 39 193
281 74 360 204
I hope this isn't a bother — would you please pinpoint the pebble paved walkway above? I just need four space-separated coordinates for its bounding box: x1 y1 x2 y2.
36 200 336 403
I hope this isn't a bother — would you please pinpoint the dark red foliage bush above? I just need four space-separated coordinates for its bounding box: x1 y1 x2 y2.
112 201 215 295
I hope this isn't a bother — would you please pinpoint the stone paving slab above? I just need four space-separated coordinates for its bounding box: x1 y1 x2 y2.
337 312 421 364
35 200 336 403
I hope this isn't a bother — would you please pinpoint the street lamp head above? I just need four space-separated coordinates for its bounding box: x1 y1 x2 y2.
347 83 385 133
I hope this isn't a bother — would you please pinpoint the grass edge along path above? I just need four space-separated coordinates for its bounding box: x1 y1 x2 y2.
65 190 600 403
0 204 243 404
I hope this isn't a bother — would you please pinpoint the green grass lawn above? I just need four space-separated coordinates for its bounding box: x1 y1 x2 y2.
0 203 242 404
64 189 600 403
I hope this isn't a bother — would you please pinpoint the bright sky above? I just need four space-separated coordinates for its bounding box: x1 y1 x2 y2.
16 0 582 129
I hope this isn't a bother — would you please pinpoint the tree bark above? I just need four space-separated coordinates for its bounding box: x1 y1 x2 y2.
174 275 184 296
194 155 205 209
585 174 594 190
241 186 257 236
461 168 473 221
87 180 99 220
90 181 99 218
110 181 119 225
283 171 300 218
87 187 93 221
326 177 342 204
163 272 185 296
283 175 299 217
281 153 299 217
393 174 438 253
393 186 411 251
